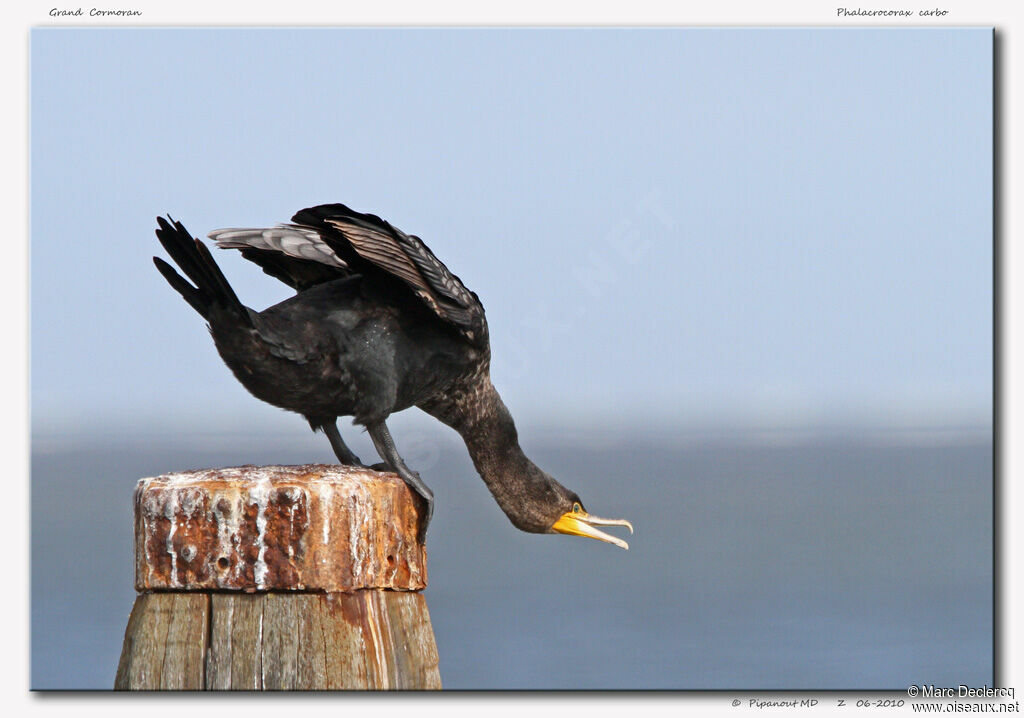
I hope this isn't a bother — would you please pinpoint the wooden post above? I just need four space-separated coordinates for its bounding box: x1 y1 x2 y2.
114 464 442 690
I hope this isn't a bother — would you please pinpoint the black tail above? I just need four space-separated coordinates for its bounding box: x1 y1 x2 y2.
153 216 249 323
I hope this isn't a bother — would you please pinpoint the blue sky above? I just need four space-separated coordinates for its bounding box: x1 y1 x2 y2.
30 28 992 436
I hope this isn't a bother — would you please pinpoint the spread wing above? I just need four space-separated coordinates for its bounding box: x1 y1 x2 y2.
208 224 354 291
291 204 488 346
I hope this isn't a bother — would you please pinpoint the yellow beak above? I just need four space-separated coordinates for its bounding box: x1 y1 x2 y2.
551 510 634 550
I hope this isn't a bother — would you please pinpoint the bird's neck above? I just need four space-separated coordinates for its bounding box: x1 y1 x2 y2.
423 378 555 531
457 379 527 472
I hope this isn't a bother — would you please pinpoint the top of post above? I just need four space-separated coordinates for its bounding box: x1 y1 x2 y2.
134 464 428 593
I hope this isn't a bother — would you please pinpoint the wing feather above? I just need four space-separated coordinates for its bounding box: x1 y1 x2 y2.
209 204 487 345
209 225 352 291
304 207 486 344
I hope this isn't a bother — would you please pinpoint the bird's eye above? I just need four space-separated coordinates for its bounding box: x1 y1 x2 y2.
572 502 583 514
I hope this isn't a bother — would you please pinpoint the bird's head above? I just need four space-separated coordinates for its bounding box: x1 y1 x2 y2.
494 463 634 550
454 380 633 549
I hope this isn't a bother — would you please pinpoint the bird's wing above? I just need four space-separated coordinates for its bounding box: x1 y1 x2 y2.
209 225 354 291
292 204 488 346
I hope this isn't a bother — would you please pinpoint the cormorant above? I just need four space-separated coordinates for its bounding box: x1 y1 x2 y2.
153 204 633 547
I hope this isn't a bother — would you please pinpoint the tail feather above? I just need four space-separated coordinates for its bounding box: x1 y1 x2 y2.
153 256 207 316
154 215 249 323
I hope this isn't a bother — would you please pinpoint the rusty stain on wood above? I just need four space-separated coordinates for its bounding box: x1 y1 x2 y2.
134 465 427 593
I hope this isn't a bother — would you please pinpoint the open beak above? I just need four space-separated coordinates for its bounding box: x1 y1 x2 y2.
551 510 634 550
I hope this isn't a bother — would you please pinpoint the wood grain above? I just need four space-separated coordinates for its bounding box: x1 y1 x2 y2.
114 593 209 690
117 591 440 690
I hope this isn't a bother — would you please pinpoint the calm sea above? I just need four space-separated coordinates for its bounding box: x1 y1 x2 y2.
31 428 992 690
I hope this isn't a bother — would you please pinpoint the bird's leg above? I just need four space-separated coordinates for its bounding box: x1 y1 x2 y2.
367 421 434 542
323 420 362 466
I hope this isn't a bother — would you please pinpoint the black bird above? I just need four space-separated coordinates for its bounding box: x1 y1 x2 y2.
153 204 633 547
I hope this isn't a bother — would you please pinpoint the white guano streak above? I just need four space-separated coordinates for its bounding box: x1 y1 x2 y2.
137 477 155 584
165 490 179 586
250 473 272 589
319 482 334 548
214 490 241 583
348 480 372 580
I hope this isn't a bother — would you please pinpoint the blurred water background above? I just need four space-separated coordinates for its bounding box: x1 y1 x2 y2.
31 423 991 689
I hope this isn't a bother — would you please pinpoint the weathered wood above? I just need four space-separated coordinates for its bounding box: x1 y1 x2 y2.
114 593 209 690
227 593 264 690
117 591 441 689
118 465 441 690
262 594 300 689
204 592 235 690
385 590 445 689
134 465 427 592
